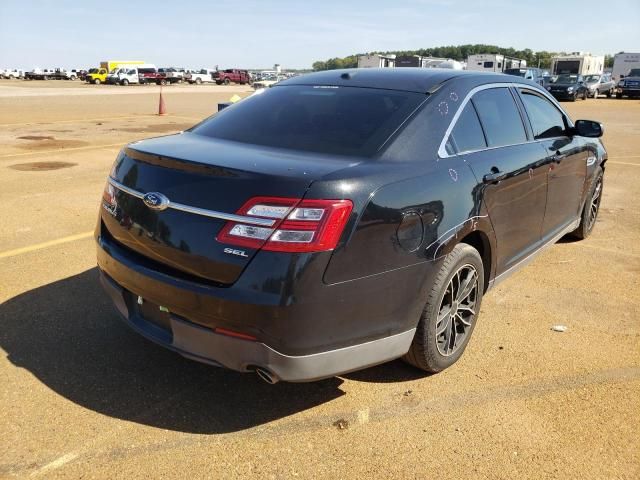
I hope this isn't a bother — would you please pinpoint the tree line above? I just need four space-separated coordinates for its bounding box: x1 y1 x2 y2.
312 44 616 71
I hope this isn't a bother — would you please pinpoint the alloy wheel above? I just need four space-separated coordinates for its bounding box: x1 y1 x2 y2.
587 178 602 231
435 264 479 356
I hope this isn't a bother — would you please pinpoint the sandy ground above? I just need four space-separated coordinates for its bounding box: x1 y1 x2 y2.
0 81 638 479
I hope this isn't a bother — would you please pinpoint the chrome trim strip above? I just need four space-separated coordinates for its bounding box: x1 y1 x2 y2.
107 177 276 227
437 82 573 159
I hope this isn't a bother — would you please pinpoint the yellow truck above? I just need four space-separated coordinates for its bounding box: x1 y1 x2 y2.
86 60 145 84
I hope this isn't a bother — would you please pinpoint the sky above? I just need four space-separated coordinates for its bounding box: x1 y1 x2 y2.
1 0 639 70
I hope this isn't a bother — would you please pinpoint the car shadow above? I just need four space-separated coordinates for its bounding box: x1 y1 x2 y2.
0 268 345 434
342 360 429 383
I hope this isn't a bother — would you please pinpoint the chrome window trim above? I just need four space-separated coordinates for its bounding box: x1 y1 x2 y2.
107 177 277 227
437 82 573 159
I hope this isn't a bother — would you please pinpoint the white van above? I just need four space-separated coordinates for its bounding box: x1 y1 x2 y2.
107 64 157 85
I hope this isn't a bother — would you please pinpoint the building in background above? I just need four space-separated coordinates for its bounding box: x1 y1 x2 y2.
357 54 396 68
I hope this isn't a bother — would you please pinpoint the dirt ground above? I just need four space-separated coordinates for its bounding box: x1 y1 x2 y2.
0 81 638 479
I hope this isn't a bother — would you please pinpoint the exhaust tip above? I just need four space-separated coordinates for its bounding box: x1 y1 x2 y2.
255 367 279 385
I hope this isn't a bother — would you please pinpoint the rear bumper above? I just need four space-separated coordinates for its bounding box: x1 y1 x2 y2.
100 270 414 382
96 230 432 381
619 87 640 96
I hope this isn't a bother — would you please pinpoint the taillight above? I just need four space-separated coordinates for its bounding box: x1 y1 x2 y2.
217 196 353 253
102 182 116 206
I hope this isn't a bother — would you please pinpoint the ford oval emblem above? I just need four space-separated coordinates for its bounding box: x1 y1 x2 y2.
142 192 170 211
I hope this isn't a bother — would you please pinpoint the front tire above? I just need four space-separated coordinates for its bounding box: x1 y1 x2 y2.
403 243 484 373
94 78 101 85
570 166 604 240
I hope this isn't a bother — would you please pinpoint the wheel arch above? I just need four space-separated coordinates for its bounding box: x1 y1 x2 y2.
459 230 492 293
426 215 496 294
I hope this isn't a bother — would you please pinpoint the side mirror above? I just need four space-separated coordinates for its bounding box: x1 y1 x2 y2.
574 120 604 138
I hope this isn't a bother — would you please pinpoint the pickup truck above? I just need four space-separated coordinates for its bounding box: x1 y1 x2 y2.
213 69 251 85
136 69 162 85
584 73 615 98
185 69 215 84
25 69 56 80
158 68 185 84
616 68 640 98
1 69 24 79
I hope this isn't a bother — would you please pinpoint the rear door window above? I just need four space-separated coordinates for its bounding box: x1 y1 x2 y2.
518 90 567 139
447 103 486 154
472 88 527 147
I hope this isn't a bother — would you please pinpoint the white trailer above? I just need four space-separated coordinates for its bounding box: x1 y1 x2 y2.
466 54 526 72
550 53 604 76
357 54 396 68
612 52 640 81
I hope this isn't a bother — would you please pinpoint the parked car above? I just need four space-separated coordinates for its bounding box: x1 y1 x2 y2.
252 74 286 89
546 74 589 101
503 67 547 86
583 73 615 98
616 68 640 98
96 69 606 383
185 69 215 84
213 69 251 85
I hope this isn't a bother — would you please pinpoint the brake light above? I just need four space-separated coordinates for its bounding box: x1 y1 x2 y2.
102 182 116 206
217 196 353 253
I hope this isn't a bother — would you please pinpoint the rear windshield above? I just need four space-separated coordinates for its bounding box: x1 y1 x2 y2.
190 85 425 157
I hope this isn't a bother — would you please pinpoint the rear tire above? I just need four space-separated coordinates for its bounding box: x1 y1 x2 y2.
606 88 613 98
616 93 622 99
582 90 588 100
94 78 101 85
570 166 604 240
224 78 230 85
195 77 202 85
121 79 129 86
403 243 484 373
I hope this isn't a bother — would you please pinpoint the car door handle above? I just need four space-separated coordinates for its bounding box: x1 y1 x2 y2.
483 169 507 184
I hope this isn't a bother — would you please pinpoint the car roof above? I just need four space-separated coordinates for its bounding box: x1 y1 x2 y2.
278 68 533 93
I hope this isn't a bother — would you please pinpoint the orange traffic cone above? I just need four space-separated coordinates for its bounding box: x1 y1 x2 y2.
158 86 167 115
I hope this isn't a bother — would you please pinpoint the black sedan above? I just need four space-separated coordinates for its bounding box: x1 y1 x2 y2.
546 74 590 101
97 69 606 383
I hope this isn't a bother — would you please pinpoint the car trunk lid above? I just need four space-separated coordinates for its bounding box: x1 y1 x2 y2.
101 132 359 284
